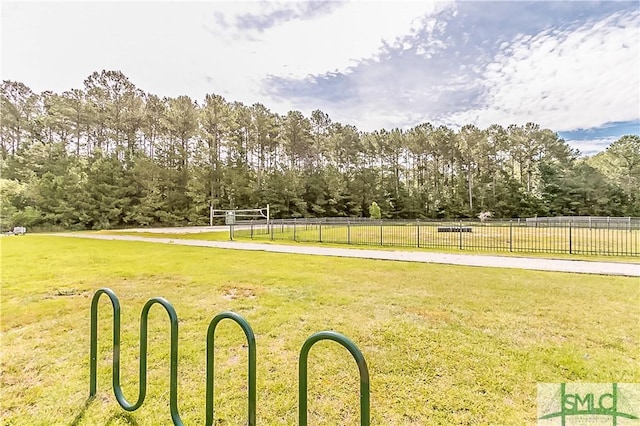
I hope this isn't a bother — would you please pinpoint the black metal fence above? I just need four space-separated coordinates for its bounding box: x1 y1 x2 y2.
526 216 640 229
232 217 640 257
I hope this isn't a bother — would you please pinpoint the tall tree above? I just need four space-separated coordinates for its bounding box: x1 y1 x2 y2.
282 110 312 171
1 81 38 156
199 94 230 209
588 135 640 213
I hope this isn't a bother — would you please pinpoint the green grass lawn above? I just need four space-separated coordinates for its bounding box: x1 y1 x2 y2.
1 235 638 425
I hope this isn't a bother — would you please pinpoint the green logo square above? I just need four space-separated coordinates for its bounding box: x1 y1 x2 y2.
538 383 640 425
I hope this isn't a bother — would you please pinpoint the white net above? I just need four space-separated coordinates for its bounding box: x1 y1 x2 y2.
210 206 269 225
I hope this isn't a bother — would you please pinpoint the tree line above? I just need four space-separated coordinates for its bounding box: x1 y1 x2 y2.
1 70 638 230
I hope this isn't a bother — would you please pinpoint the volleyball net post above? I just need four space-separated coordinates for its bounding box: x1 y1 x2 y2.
209 204 270 240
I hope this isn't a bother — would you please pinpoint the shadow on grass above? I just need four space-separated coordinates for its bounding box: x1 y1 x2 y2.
69 397 139 426
69 396 94 426
105 412 139 425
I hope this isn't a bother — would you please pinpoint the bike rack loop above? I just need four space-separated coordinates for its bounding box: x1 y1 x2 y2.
89 288 257 426
206 311 256 426
298 330 371 426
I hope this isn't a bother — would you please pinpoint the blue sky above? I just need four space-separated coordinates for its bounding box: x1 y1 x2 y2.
2 1 639 155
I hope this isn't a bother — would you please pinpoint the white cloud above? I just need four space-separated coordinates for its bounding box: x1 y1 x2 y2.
1 2 215 98
2 0 637 145
207 1 453 111
1 0 452 113
565 136 618 157
442 10 640 131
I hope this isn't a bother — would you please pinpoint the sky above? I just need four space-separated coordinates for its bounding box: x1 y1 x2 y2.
1 1 639 156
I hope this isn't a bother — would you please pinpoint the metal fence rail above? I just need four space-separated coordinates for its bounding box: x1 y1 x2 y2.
90 288 370 425
526 216 639 229
233 218 640 257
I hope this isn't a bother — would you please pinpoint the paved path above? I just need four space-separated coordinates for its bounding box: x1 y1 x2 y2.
50 233 640 277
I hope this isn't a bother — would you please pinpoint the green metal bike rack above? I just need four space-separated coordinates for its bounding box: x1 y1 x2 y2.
206 311 256 426
298 331 370 426
90 289 369 425
90 288 256 426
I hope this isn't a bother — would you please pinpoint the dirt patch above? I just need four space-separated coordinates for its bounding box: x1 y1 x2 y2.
221 286 257 300
406 307 452 323
44 288 87 298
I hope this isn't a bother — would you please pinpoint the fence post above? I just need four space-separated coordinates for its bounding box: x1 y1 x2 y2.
347 221 351 245
417 222 420 248
459 220 463 250
380 220 383 246
293 219 297 242
319 221 322 243
569 221 573 254
509 220 513 252
270 220 274 241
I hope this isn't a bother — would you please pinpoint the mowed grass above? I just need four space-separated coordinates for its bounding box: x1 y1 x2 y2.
1 236 638 425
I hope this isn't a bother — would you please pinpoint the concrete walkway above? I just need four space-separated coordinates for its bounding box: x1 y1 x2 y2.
50 233 640 277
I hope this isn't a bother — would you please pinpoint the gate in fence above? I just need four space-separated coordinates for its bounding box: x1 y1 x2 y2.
90 288 370 425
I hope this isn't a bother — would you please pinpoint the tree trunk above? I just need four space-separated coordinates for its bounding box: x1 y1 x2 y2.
468 168 473 213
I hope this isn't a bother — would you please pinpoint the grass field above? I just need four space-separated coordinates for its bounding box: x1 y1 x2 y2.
1 235 639 425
